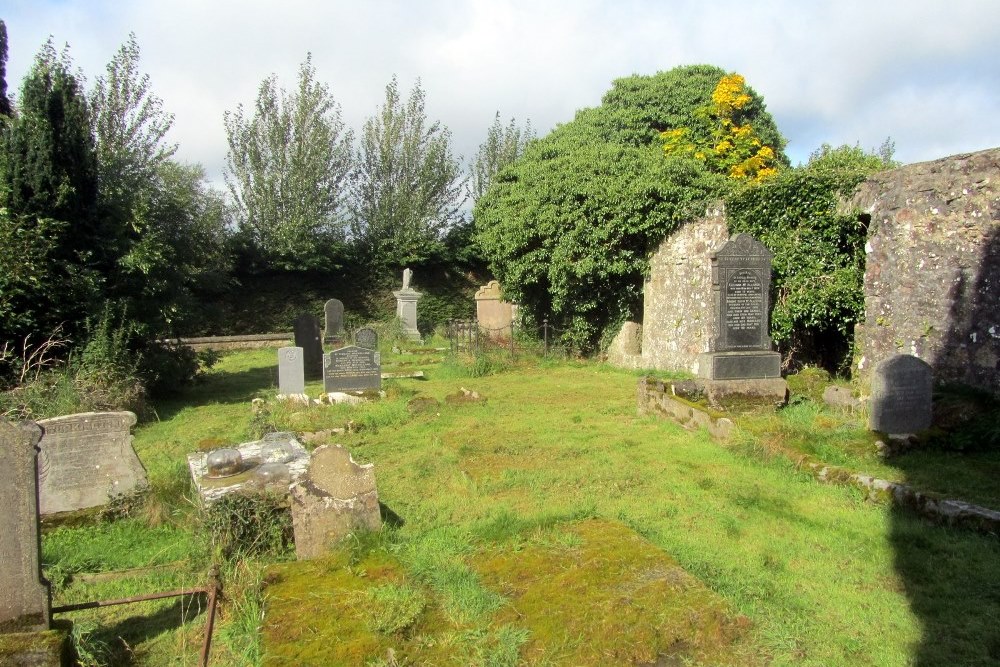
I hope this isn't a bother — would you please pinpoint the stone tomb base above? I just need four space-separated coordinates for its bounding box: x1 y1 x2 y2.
699 377 788 410
698 351 781 381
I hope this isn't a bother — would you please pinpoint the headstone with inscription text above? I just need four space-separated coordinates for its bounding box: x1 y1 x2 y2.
323 345 381 393
323 299 345 344
354 327 379 351
278 346 305 395
870 354 933 433
698 233 781 380
294 314 323 380
35 412 146 515
0 421 50 632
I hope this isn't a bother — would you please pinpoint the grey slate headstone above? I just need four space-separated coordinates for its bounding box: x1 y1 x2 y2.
323 345 381 393
35 412 146 515
293 313 323 380
0 421 51 631
354 327 378 351
323 299 345 343
870 354 933 433
278 346 305 395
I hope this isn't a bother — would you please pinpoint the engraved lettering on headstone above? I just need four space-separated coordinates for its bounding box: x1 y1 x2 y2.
323 346 382 392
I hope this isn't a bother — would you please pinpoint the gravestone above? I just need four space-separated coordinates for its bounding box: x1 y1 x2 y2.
277 346 305 395
475 280 517 340
393 268 423 341
870 354 933 433
323 299 345 345
290 444 381 559
0 421 50 632
354 327 378 351
698 234 781 380
323 346 381 393
35 412 146 515
293 314 323 380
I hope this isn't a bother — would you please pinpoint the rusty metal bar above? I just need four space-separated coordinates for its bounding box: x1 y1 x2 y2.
51 587 207 613
200 566 221 667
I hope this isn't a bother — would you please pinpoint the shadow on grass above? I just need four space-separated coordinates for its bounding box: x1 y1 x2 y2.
78 596 206 665
152 365 276 422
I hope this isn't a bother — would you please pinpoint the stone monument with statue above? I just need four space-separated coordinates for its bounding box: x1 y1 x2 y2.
393 268 422 341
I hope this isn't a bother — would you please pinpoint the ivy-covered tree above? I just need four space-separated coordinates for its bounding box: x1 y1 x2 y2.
474 65 783 350
225 54 353 272
0 20 11 117
470 112 534 202
348 76 466 274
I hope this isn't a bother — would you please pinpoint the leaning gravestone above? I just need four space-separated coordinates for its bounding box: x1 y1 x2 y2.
323 299 345 345
323 346 381 393
290 444 381 560
293 314 323 380
35 412 146 515
0 421 50 632
698 233 781 380
870 354 933 433
277 346 305 395
354 327 378 351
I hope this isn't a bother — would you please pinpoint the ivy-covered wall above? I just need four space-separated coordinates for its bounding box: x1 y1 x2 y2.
851 147 1000 392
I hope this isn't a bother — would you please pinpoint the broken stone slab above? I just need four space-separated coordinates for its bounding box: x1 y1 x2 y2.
290 444 381 560
380 370 426 379
187 432 310 505
35 412 147 515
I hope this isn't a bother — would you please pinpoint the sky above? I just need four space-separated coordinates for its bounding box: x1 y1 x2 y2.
4 0 1000 191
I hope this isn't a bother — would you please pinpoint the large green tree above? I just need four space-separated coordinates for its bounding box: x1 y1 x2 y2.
470 112 534 203
348 76 466 273
0 20 11 117
225 54 353 272
474 65 784 350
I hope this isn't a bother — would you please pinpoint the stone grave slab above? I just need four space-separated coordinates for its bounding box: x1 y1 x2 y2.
0 421 50 632
293 314 323 380
290 444 381 559
187 432 310 504
277 346 305 395
323 299 345 344
354 327 378 351
323 346 381 393
35 412 146 515
870 354 933 433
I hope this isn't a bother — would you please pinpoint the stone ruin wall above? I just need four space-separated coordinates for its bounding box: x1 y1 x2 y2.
611 147 999 393
851 147 1000 392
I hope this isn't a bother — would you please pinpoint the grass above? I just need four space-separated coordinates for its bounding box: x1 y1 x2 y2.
36 345 1000 666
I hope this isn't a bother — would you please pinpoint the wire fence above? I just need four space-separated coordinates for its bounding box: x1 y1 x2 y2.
446 318 567 358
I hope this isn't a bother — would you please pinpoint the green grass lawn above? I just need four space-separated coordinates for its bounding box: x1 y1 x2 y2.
40 346 1000 666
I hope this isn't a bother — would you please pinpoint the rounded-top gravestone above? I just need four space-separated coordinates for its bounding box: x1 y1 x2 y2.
869 354 933 434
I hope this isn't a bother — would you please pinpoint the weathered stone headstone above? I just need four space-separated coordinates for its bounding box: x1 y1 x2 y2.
293 314 323 380
354 327 378 351
0 421 50 632
475 280 517 340
870 354 933 433
323 299 345 344
290 444 381 560
323 346 381 393
277 346 305 395
35 412 146 515
698 233 781 380
393 267 422 341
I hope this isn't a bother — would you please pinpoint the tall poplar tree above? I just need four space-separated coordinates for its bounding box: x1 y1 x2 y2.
0 20 12 117
470 112 533 202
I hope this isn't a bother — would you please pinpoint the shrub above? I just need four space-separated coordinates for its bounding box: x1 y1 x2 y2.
204 491 293 560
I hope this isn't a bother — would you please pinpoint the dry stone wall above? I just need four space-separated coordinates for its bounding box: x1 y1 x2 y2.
851 147 1000 392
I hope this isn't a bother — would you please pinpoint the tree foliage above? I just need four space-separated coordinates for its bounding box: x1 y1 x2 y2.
474 65 783 350
225 54 353 271
348 76 466 273
470 112 534 202
0 20 11 117
725 142 897 370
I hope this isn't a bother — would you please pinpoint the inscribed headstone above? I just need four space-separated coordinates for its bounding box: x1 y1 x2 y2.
323 346 381 393
698 234 781 380
323 299 345 344
870 354 933 433
277 346 305 395
35 412 146 515
354 327 378 351
290 444 381 559
293 314 323 380
0 421 50 631
393 268 422 340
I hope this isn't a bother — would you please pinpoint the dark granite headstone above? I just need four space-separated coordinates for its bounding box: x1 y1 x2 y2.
323 346 381 392
35 412 146 515
323 299 345 344
294 314 323 380
354 327 378 351
0 421 50 632
870 354 933 433
699 234 781 380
